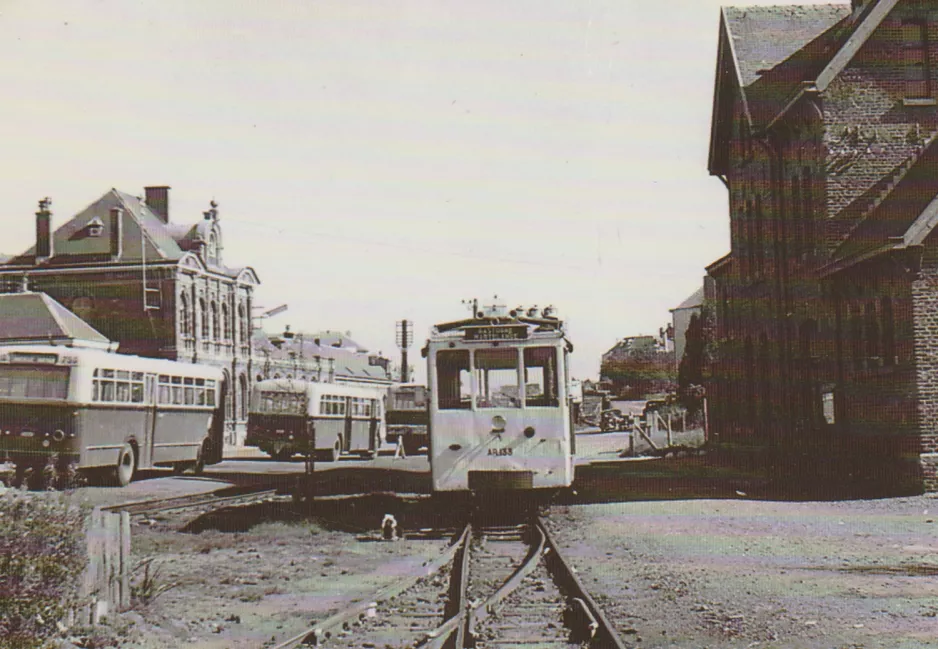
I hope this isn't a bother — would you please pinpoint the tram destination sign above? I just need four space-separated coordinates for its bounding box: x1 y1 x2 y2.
464 324 529 341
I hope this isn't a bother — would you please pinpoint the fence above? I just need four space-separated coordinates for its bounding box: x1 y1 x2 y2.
81 507 131 624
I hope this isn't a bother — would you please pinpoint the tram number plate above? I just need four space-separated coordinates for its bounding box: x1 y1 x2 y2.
488 447 513 456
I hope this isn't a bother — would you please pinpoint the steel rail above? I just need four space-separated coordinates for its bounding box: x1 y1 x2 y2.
271 523 472 649
538 516 629 649
101 485 278 517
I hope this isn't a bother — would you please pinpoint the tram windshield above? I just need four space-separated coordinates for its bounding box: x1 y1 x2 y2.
435 346 561 409
0 365 70 400
475 348 520 408
437 350 471 410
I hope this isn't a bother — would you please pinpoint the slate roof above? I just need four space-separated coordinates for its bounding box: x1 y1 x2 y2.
724 5 851 89
0 292 113 348
252 330 390 383
672 287 705 312
2 189 249 280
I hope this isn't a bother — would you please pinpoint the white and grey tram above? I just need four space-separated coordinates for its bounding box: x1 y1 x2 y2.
424 304 575 494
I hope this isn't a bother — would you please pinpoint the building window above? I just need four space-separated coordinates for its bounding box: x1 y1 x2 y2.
199 298 208 339
179 293 190 337
850 308 863 371
801 167 814 261
881 297 896 365
208 233 218 264
222 303 231 341
211 302 219 341
903 20 931 99
865 302 880 362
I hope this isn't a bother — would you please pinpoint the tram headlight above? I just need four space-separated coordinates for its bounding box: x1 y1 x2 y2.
52 429 65 442
491 416 506 433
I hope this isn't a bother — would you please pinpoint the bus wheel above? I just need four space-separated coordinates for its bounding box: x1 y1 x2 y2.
114 443 136 487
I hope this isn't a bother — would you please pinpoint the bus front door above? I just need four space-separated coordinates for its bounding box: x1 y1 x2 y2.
344 397 353 452
143 374 158 469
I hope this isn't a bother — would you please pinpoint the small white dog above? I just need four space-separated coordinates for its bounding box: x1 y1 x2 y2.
381 514 399 541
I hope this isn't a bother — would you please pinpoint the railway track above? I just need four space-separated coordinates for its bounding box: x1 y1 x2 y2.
274 515 626 649
101 484 279 517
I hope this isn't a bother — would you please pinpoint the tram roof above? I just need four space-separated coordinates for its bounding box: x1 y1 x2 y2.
429 315 566 341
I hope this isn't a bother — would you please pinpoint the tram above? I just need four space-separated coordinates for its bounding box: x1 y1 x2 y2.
0 344 224 487
246 379 386 461
424 303 575 493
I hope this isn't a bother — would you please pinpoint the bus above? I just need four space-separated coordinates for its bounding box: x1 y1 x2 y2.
386 384 429 456
246 379 386 461
0 344 225 487
424 303 575 494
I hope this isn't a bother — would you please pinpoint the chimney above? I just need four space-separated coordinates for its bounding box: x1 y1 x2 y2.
144 186 170 223
109 206 123 261
35 197 53 263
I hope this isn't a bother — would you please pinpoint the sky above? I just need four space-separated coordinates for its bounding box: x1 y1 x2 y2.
0 0 845 382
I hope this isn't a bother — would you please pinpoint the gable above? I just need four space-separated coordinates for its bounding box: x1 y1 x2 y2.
709 4 851 175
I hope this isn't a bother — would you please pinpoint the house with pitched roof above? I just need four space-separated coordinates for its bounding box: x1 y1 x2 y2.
0 188 260 445
706 0 938 492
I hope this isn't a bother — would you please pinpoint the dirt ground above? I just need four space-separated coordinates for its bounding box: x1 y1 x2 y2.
54 460 938 649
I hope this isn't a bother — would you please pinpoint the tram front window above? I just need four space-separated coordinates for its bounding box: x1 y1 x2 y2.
475 348 520 408
524 346 559 407
437 350 471 410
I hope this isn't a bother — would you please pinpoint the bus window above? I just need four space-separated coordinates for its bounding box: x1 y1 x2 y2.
205 380 216 407
171 376 183 405
475 348 520 408
184 377 195 405
0 366 69 400
101 369 115 402
523 347 559 407
115 381 130 403
437 350 470 410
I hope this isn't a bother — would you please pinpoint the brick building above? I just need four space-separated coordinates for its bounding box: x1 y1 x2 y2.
705 0 938 491
0 188 259 444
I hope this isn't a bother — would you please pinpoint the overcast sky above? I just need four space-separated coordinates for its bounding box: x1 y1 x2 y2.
0 0 844 381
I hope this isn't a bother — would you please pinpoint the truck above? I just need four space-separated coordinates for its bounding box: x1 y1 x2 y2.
385 384 429 456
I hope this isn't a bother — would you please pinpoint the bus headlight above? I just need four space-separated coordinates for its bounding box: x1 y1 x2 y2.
42 440 50 448
491 416 506 433
52 430 65 442
523 426 536 439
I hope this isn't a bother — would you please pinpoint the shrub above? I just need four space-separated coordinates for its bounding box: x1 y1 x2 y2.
0 489 87 649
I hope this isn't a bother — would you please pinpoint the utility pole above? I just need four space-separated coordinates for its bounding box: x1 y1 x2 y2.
395 320 413 383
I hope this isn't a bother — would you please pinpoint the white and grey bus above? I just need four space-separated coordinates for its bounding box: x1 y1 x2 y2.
246 379 386 461
0 344 225 487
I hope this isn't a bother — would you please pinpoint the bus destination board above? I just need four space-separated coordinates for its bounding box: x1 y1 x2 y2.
465 325 529 341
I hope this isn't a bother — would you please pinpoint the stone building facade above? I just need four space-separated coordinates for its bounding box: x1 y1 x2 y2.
706 0 938 492
0 187 259 445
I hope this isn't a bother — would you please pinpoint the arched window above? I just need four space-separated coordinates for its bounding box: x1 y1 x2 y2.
179 293 190 337
238 374 248 420
199 298 208 339
865 302 880 361
222 303 231 341
211 302 219 341
882 297 896 366
237 303 245 345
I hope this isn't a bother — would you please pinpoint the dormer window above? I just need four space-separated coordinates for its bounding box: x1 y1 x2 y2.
86 216 104 237
207 233 218 264
903 19 933 104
